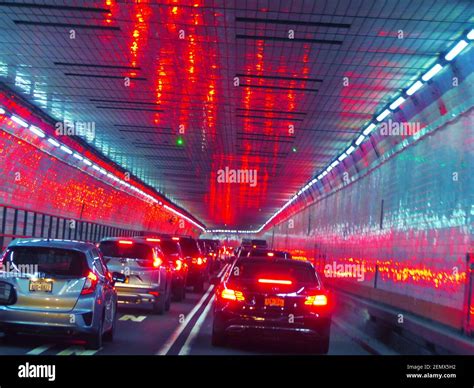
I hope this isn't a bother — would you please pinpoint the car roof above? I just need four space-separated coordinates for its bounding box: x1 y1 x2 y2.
7 238 96 253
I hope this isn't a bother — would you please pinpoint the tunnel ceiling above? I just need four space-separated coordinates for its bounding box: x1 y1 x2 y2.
0 0 471 229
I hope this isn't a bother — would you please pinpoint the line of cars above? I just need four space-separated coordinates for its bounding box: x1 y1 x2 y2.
0 235 220 350
210 241 333 354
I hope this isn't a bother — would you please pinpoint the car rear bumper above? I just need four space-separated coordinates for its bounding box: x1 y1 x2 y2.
0 306 98 335
115 285 161 305
214 310 331 341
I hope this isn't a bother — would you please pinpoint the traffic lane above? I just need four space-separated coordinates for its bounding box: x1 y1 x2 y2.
179 301 372 355
0 289 207 356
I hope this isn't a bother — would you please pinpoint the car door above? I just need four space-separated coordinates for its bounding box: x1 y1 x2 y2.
91 249 115 331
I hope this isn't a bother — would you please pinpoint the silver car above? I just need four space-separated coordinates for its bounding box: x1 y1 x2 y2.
98 238 173 314
0 239 125 350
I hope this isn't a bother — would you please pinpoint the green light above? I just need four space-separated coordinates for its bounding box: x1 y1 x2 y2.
176 136 184 146
292 147 297 152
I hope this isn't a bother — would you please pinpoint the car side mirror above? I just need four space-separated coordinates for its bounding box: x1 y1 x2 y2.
210 276 221 286
0 282 16 305
112 272 126 283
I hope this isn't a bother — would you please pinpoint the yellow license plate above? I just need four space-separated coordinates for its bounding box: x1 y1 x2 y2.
29 280 53 293
265 297 284 307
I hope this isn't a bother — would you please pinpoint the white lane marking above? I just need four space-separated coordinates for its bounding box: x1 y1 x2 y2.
57 346 101 356
27 344 52 355
156 264 228 355
178 295 214 355
119 315 147 322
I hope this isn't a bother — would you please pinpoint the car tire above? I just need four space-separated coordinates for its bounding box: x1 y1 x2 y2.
317 335 330 354
193 279 204 293
152 296 166 315
86 317 103 350
103 306 117 342
211 328 227 347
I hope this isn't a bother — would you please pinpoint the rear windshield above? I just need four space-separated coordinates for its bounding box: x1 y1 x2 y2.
5 247 88 277
179 239 200 257
231 261 318 285
160 240 180 256
99 241 153 261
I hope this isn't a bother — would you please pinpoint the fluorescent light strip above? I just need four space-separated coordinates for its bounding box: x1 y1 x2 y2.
468 29 474 40
421 63 443 81
59 145 73 155
445 40 468 61
0 107 6 115
376 109 390 122
28 125 45 138
346 145 355 155
73 153 83 161
363 123 376 135
330 160 339 168
355 134 365 146
338 153 348 162
83 159 92 166
47 138 60 147
406 80 423 96
389 96 405 110
11 115 28 128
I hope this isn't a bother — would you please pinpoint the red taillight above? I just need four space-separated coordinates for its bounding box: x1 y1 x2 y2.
81 271 98 295
258 278 292 285
118 240 133 245
172 237 180 241
148 291 160 297
192 257 205 265
175 259 183 271
305 294 328 306
146 238 161 242
220 288 245 302
267 252 275 257
152 250 163 268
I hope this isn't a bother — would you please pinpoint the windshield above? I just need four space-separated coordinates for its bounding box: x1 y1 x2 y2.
5 247 88 277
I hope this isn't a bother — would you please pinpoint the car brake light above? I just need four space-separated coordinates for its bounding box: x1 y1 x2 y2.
267 252 274 257
81 271 98 295
305 294 328 306
258 278 292 285
118 240 133 245
175 259 183 271
146 238 161 242
221 288 245 301
152 250 163 268
172 237 180 241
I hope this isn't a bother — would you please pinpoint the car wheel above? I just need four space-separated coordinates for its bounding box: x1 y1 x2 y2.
211 328 227 347
165 290 171 311
193 279 204 293
318 335 330 354
86 317 103 350
103 305 117 342
152 296 166 315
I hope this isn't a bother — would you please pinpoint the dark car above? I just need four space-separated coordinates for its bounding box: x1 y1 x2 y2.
247 249 292 259
158 237 188 301
211 257 332 353
177 236 208 292
98 238 173 314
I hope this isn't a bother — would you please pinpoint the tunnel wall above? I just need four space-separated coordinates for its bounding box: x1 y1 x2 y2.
264 54 473 331
0 117 199 246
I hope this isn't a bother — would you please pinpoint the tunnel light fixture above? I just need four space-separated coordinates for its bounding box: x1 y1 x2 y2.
444 40 468 61
375 109 391 122
346 145 355 155
28 125 45 138
355 134 365 146
11 115 29 128
0 107 6 115
421 63 443 81
362 123 377 135
468 29 474 40
59 145 73 155
338 153 348 162
330 160 339 168
73 153 83 161
83 159 92 166
406 80 424 96
317 173 324 180
47 138 60 147
389 96 406 110
92 164 101 172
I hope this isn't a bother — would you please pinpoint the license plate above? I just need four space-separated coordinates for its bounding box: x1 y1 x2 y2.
265 297 284 307
29 280 53 293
